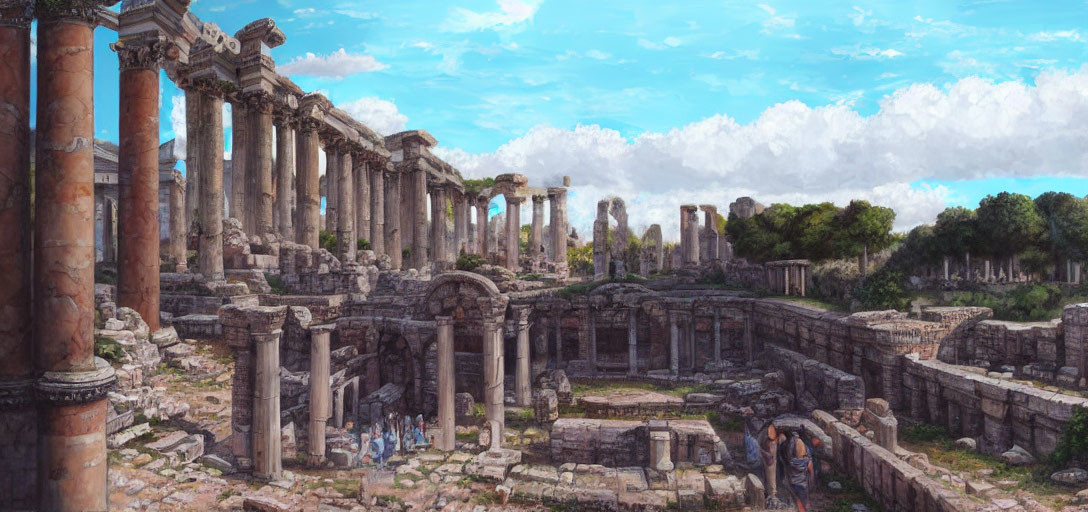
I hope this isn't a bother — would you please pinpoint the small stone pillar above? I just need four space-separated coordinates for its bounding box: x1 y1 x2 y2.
669 311 680 375
275 115 295 241
476 196 490 256
713 309 722 364
862 398 898 453
296 117 322 249
369 163 385 256
700 205 720 263
384 171 402 270
547 187 568 265
115 34 165 332
482 318 505 435
680 205 700 267
436 316 456 451
308 325 332 465
168 172 187 271
628 307 638 375
195 81 226 281
514 307 531 407
530 195 545 256
505 196 523 271
355 159 370 243
432 186 449 266
220 305 288 478
593 200 609 279
412 170 428 269
336 148 356 263
649 421 674 471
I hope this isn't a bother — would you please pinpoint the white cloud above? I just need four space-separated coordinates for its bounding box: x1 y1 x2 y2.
584 49 612 60
663 36 682 47
757 3 797 36
338 97 408 136
277 48 388 79
442 0 543 33
831 45 904 60
434 69 1088 240
638 37 682 50
847 6 871 26
1029 30 1084 43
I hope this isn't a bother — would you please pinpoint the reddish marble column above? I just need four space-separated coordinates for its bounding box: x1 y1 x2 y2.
116 38 166 332
34 8 116 511
0 4 38 509
196 83 226 281
295 119 321 249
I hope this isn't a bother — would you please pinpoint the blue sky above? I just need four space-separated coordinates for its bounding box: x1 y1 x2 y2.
30 0 1088 239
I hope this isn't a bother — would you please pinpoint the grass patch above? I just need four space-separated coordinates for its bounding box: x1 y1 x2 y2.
557 274 649 298
505 408 537 429
569 378 713 398
770 295 847 312
94 336 125 365
821 471 885 512
331 479 358 499
265 274 288 295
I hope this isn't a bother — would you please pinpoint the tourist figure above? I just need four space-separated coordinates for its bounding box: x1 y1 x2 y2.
786 434 815 512
369 422 386 469
402 415 415 452
413 415 428 448
382 420 397 462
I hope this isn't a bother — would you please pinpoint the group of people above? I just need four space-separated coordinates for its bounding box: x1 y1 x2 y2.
351 412 429 469
746 421 818 512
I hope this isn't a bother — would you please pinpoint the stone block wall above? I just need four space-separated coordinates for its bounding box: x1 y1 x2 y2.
814 411 979 512
548 418 725 468
901 357 1088 457
764 345 865 420
1063 304 1088 385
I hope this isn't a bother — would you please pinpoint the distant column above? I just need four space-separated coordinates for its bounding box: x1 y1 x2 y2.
195 82 226 281
453 191 467 257
168 173 187 271
384 171 402 269
325 145 339 234
295 118 321 250
431 186 449 266
246 92 275 237
355 158 370 243
476 196 490 256
681 205 699 267
412 169 428 269
505 196 523 271
547 187 568 266
336 148 355 263
436 317 455 451
515 308 531 407
531 195 544 257
274 115 295 241
230 100 247 224
370 165 385 256
185 88 202 235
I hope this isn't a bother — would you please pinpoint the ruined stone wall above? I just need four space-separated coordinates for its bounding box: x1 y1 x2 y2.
901 357 1088 457
813 411 979 512
548 418 723 467
763 345 865 421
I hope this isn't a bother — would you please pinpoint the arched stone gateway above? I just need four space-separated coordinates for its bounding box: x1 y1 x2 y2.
421 271 508 449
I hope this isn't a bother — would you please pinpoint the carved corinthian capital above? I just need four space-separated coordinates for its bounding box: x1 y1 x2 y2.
112 34 179 71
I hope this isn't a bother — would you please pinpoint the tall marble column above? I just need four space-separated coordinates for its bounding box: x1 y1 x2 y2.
482 318 505 435
33 5 118 509
505 196 523 271
412 169 428 269
230 100 247 224
628 307 638 375
195 82 226 281
370 164 385 256
669 311 679 375
432 186 449 266
547 187 567 265
308 325 332 465
253 329 283 479
355 158 370 243
680 205 699 267
384 171 402 269
476 196 489 256
296 118 321 249
452 191 466 257
336 148 355 263
325 144 339 234
515 308 531 407
168 173 187 271
116 36 165 332
185 88 201 235
0 4 37 508
436 316 455 451
247 93 275 237
530 195 544 257
275 115 295 241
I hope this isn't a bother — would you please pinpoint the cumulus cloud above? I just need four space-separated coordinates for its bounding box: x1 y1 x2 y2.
338 97 409 136
434 69 1088 240
277 49 388 79
443 0 542 33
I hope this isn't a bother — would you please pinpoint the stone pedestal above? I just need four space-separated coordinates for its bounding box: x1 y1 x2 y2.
370 166 385 256
117 46 163 332
505 196 523 271
436 317 455 451
649 429 674 471
515 310 531 407
309 325 332 464
275 119 295 241
296 119 321 249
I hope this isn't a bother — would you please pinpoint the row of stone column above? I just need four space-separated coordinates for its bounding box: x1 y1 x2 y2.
0 4 120 509
471 189 568 272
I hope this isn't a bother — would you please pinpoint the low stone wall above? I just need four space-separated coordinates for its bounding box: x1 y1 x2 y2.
763 345 865 421
549 418 725 467
901 357 1088 457
813 410 979 512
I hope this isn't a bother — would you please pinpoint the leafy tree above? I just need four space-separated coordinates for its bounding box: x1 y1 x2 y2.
976 192 1044 279
834 200 896 277
793 202 839 260
933 206 978 278
855 269 911 311
1035 192 1088 279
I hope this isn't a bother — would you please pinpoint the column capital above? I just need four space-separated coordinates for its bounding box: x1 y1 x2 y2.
244 90 275 114
34 0 117 25
0 0 33 28
680 204 698 213
273 108 297 127
436 316 454 327
546 187 567 199
511 305 531 325
112 32 180 72
532 194 545 204
506 195 525 206
297 115 323 134
190 77 236 98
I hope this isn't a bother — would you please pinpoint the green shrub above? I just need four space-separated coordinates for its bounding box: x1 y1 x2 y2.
94 336 125 365
456 253 487 271
266 274 287 295
901 423 949 444
1050 405 1088 468
947 283 1063 321
319 231 337 253
357 238 371 251
854 269 911 311
402 247 412 259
